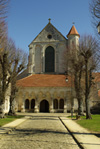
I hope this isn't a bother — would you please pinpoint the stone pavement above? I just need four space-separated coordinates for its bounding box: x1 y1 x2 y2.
0 113 79 149
0 117 28 134
0 113 100 149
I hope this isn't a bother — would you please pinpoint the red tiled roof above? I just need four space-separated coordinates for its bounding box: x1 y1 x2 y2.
17 74 73 87
67 25 80 38
93 72 100 82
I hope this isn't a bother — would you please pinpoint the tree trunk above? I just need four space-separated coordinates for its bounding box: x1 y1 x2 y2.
85 98 92 119
0 103 5 118
8 79 17 116
85 60 92 119
77 98 83 115
74 73 83 116
0 53 8 118
8 95 16 115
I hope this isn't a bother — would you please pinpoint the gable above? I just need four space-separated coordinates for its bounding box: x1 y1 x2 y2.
29 23 67 45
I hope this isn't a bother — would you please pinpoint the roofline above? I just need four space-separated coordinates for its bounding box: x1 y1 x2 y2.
28 22 67 47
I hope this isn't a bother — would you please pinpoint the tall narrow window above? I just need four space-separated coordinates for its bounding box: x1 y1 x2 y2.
45 46 55 72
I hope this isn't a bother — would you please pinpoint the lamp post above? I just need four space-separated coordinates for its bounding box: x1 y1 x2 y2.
97 22 100 34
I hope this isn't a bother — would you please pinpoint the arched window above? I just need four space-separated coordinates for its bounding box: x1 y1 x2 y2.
59 99 64 109
53 99 58 109
25 99 29 109
45 46 55 72
31 99 35 109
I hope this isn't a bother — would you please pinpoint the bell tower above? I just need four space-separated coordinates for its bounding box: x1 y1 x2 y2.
67 25 80 53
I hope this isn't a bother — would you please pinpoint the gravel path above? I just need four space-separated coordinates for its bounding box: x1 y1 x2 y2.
0 115 79 149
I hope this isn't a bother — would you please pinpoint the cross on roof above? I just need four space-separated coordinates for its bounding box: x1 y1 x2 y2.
48 18 51 23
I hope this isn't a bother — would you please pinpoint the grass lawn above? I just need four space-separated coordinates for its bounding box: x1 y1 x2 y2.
0 115 24 127
71 115 100 132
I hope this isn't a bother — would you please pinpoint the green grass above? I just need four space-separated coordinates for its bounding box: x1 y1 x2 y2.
0 115 24 127
69 115 100 132
77 115 100 132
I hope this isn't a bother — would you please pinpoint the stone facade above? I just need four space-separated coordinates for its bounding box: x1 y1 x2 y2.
28 23 68 74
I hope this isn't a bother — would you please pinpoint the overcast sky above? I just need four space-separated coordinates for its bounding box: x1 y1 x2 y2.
8 0 94 53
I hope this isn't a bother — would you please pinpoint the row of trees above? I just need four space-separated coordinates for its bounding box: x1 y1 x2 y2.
65 0 100 119
66 35 100 119
0 0 27 117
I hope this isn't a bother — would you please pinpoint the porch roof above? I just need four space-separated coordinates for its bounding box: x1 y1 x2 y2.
16 74 73 87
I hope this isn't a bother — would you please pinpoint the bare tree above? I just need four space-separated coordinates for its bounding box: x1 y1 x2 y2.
80 35 99 119
66 45 84 116
65 35 99 119
0 50 11 117
0 0 9 46
90 0 100 19
0 38 15 117
8 47 27 115
90 0 100 38
72 56 84 116
0 0 9 117
0 37 27 117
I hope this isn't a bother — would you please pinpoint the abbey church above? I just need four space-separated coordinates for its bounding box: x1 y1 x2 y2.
15 20 98 113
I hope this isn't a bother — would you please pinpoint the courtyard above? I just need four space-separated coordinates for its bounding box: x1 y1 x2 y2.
0 113 79 149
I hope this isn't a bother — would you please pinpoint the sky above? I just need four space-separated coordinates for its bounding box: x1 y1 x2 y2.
7 0 94 54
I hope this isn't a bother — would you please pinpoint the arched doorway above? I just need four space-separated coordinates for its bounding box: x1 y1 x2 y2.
45 46 55 72
40 100 49 112
25 99 29 109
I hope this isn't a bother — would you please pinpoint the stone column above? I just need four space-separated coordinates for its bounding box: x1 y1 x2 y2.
34 98 39 113
29 100 31 111
50 98 54 113
64 98 67 113
21 98 25 112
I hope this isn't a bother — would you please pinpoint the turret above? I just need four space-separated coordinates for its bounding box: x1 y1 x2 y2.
67 25 80 51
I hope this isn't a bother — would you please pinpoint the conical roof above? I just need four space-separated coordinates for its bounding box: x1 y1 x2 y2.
67 25 80 38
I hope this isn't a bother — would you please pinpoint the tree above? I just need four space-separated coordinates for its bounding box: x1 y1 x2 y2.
90 0 100 19
72 56 84 115
90 0 100 38
8 47 27 115
0 50 11 117
80 35 99 119
66 45 84 116
0 0 9 48
0 37 27 117
65 35 99 119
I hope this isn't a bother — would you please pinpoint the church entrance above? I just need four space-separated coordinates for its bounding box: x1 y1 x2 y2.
40 100 49 112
